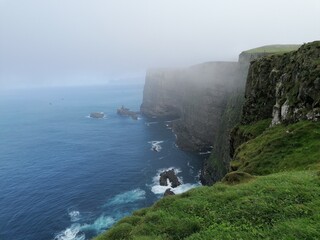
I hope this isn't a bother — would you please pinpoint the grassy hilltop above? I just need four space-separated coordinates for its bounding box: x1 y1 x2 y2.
243 44 301 54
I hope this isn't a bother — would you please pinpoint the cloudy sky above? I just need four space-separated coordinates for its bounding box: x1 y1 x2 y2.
0 0 319 87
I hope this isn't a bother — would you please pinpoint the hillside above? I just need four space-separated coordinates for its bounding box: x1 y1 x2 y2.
95 41 320 239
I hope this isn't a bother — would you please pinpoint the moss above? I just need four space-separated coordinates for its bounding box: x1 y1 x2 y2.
232 121 320 175
230 119 271 158
222 171 255 184
241 41 320 124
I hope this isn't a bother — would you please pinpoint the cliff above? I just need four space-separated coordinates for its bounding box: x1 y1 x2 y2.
141 62 242 151
241 41 320 125
141 46 301 185
231 41 320 170
96 41 320 240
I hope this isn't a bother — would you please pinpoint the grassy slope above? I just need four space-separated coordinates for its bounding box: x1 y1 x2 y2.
96 170 320 240
244 44 300 54
95 120 320 240
231 121 320 175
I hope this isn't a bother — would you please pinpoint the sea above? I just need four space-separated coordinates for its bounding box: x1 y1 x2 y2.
0 83 203 240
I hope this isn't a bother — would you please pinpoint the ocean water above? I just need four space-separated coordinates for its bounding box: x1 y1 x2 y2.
0 84 203 240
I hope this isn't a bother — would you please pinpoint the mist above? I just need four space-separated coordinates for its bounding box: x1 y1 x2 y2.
1 0 319 88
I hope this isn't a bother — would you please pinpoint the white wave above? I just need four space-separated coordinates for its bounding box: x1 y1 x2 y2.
54 215 115 240
150 167 200 195
69 210 81 222
171 183 201 194
104 188 146 207
145 121 159 126
187 161 194 174
148 141 163 152
199 151 211 155
54 224 85 240
150 167 182 195
80 215 115 233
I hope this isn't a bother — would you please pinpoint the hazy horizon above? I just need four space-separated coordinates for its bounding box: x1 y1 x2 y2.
1 0 320 88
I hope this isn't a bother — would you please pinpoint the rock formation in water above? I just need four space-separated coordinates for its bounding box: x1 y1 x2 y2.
90 112 105 118
117 106 139 120
159 169 181 188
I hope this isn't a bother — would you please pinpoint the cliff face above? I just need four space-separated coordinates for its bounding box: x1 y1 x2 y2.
241 41 320 125
230 41 320 161
141 62 241 151
140 44 307 185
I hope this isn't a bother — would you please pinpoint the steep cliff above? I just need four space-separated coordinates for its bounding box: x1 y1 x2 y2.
241 41 320 125
141 45 301 185
231 41 320 170
141 62 241 151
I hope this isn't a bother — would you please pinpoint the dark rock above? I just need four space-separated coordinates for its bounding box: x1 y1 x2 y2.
117 105 139 120
164 188 175 197
159 169 181 188
241 41 320 125
90 112 104 118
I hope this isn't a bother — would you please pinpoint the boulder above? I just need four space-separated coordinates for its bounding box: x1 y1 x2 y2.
159 169 181 188
164 188 175 197
90 112 104 118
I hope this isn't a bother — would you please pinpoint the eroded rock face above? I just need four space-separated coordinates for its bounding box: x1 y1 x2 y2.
159 169 181 188
241 41 320 125
141 62 241 151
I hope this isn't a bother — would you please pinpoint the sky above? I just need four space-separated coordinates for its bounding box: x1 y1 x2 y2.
0 0 320 88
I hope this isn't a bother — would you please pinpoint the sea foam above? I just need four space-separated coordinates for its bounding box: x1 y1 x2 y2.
148 141 164 152
104 188 146 206
54 224 85 240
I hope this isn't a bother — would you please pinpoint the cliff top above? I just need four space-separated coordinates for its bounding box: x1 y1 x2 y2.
243 44 300 54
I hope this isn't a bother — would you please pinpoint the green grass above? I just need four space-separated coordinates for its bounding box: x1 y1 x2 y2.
95 170 320 240
95 120 320 240
231 121 320 175
244 44 300 54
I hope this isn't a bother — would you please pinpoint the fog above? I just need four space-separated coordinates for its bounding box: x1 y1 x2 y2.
1 0 319 88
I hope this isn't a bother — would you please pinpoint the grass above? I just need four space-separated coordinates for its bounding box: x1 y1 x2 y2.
231 121 320 175
243 44 301 54
95 170 320 240
95 120 320 240
94 120 320 240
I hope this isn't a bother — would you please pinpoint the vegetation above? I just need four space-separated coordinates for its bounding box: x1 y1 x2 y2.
231 121 320 175
95 42 320 239
243 44 300 54
95 120 320 240
95 170 320 240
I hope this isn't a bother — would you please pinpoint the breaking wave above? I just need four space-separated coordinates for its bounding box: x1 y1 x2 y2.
69 210 81 222
150 167 199 195
148 141 163 152
104 188 146 207
54 188 145 240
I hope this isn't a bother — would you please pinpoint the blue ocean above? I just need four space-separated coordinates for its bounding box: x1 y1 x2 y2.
0 83 203 240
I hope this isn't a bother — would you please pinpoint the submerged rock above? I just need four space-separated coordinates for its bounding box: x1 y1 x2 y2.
159 169 181 188
117 105 139 120
90 112 105 118
164 188 175 197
